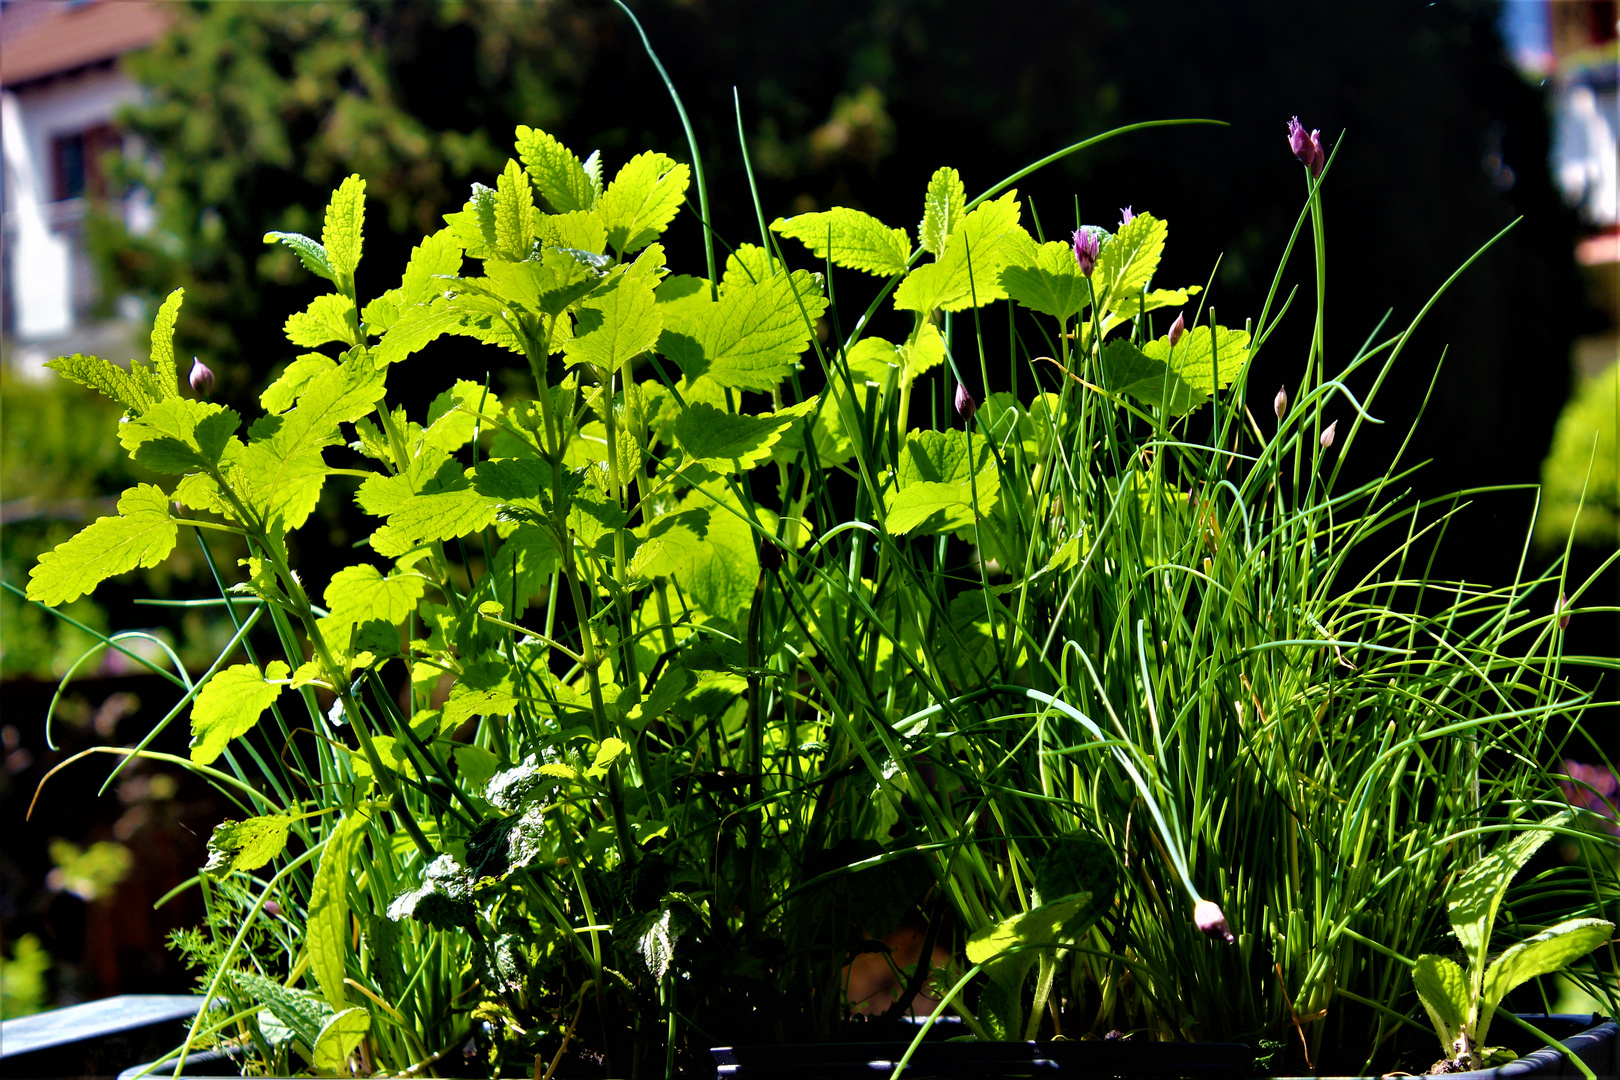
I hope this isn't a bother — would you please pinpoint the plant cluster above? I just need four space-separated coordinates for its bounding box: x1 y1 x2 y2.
23 56 1619 1080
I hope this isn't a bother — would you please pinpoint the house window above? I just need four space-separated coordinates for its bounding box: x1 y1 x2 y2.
50 123 118 202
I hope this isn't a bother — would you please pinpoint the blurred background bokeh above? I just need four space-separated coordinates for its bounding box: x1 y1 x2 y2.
2 0 1615 1017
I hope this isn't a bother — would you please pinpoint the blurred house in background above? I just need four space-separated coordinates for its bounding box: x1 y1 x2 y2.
1 0 168 376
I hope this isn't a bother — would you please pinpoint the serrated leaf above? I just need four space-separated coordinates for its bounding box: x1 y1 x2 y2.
309 811 367 1011
562 271 662 373
361 230 464 336
1478 918 1613 1044
1448 814 1571 960
663 484 760 621
1413 954 1470 1051
381 479 498 549
231 969 332 1051
189 661 290 765
204 815 293 877
586 736 628 780
1098 339 1206 414
1144 325 1250 395
261 354 338 414
148 287 184 395
1000 240 1091 322
674 401 800 470
263 231 336 284
599 151 689 255
284 293 358 348
543 209 608 256
894 191 1027 313
662 267 828 392
44 353 157 414
885 429 1000 534
26 484 178 605
516 125 594 213
322 175 366 281
494 158 538 262
899 321 946 385
1093 211 1167 311
116 397 241 474
443 663 518 726
770 209 911 277
920 167 966 256
311 1007 370 1075
324 564 426 628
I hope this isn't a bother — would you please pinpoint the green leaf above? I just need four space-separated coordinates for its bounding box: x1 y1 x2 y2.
311 1007 370 1076
1448 814 1571 962
885 429 1000 535
663 484 760 621
378 476 498 553
1000 240 1091 322
674 401 804 470
231 969 332 1052
148 287 185 395
516 125 594 213
308 811 367 1011
324 564 426 628
966 891 1104 977
770 209 911 277
263 231 336 284
444 662 518 726
1144 324 1251 395
116 398 240 474
1098 339 1206 414
204 815 294 877
900 321 946 386
544 209 608 256
44 353 160 414
662 267 828 392
322 175 366 281
894 191 1028 313
562 271 662 373
1478 918 1614 1045
920 166 966 256
189 661 290 765
494 157 538 261
1093 211 1167 311
284 293 358 348
261 354 337 414
1413 954 1471 1053
360 230 464 336
26 484 178 606
599 151 690 255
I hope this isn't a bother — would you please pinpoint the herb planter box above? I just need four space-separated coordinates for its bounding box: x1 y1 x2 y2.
711 1037 1255 1079
1274 1015 1619 1080
0 995 204 1080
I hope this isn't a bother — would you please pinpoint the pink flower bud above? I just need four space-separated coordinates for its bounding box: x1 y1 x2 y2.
954 382 977 424
1557 593 1570 631
1320 420 1338 449
189 357 215 397
1071 227 1102 277
1194 899 1235 943
1273 386 1288 421
1119 206 1135 227
1286 116 1326 177
263 900 283 917
1167 312 1186 347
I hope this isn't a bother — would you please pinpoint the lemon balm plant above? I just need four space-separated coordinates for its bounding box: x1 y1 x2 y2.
19 51 1620 1080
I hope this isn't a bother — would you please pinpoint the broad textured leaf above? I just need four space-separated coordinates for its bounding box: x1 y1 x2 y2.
1413 954 1470 1050
899 321 946 385
231 969 331 1051
674 401 803 470
148 287 184 394
1108 286 1202 322
261 354 337 414
544 209 608 255
263 230 335 284
1001 240 1091 322
1478 918 1614 1044
920 166 966 256
770 209 910 277
324 564 426 628
443 662 518 726
844 336 900 387
886 429 1000 534
322 175 366 280
562 272 662 373
887 481 990 535
204 815 293 877
1448 814 1570 960
308 811 367 1010
494 158 538 261
1098 339 1205 414
361 229 464 335
894 191 1027 313
27 485 177 605
45 353 158 414
664 484 761 620
966 892 1103 975
663 267 828 392
630 507 710 580
116 398 240 474
516 125 594 212
490 524 560 616
1093 211 1167 310
1145 324 1250 394
380 479 498 551
599 151 689 254
284 293 358 348
189 661 290 765
311 1007 370 1075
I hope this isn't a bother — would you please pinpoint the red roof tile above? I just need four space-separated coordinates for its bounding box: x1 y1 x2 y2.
0 1 170 88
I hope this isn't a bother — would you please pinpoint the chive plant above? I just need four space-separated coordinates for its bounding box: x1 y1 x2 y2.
17 37 1619 1080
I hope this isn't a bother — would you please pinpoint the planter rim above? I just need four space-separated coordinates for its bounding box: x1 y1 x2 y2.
0 995 205 1060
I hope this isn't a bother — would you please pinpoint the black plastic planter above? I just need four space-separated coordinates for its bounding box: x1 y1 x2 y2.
710 1038 1255 1079
0 995 203 1080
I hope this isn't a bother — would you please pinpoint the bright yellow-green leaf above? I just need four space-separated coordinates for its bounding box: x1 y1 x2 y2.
674 401 806 471
899 321 946 385
1413 954 1469 1050
770 209 911 277
27 484 178 606
189 661 291 765
664 483 762 620
45 352 161 414
203 815 293 877
284 294 358 348
516 125 594 213
1099 339 1205 415
562 272 662 373
308 811 367 1010
494 158 538 261
322 175 366 280
1001 240 1091 322
148 287 185 395
1145 324 1251 395
586 736 628 779
661 267 828 392
545 209 608 255
1093 211 1167 311
263 230 335 283
894 191 1027 313
311 1006 370 1075
323 564 426 628
920 167 966 256
116 397 240 474
261 354 337 414
884 429 1000 534
599 151 690 255
1478 918 1614 1045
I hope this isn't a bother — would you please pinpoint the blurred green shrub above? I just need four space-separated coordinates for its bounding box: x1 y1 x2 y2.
1537 362 1618 549
0 933 52 1019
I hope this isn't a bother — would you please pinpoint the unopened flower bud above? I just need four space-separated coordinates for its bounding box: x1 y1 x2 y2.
1274 386 1288 421
1167 312 1186 347
758 539 783 574
1320 420 1338 449
954 382 978 425
263 900 283 917
1194 899 1235 944
1119 206 1135 227
1071 227 1102 277
1557 593 1570 631
1286 116 1326 177
189 357 215 397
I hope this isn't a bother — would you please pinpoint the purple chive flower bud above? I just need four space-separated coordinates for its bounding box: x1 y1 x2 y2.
1320 420 1338 449
1167 312 1186 347
1287 116 1326 177
1194 899 1235 944
1274 386 1288 421
954 382 978 425
1071 228 1102 276
1557 592 1571 630
1119 206 1135 227
758 539 783 573
189 357 215 397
